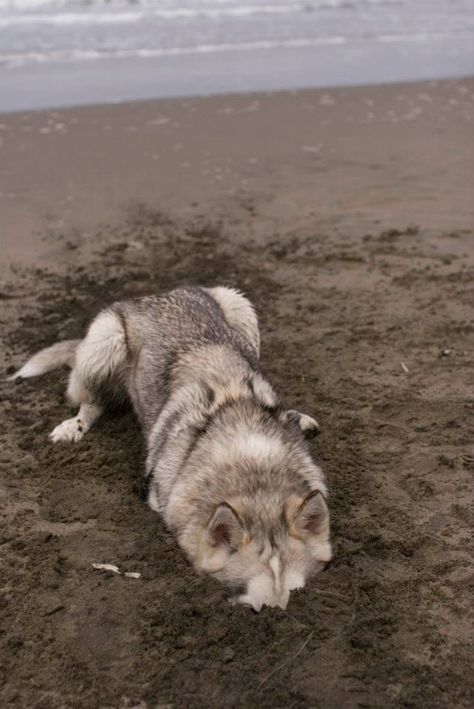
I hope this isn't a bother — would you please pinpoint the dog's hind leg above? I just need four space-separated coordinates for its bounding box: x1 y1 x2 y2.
205 287 260 357
50 310 127 443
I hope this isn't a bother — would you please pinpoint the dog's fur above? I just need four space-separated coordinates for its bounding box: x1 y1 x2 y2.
11 286 331 610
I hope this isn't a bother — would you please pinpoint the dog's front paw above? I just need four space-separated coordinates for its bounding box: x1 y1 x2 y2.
296 412 320 439
50 417 86 443
281 410 320 439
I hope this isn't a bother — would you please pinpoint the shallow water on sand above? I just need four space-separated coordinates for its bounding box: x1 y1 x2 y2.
0 1 473 110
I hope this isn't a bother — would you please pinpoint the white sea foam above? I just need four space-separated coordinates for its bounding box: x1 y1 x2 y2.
1 36 349 67
3 30 471 70
0 0 404 11
0 1 409 27
378 31 457 43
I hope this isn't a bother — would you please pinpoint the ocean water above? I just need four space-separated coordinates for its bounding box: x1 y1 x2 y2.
0 0 473 111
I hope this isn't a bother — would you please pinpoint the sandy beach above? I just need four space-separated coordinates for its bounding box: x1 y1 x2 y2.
1 78 473 707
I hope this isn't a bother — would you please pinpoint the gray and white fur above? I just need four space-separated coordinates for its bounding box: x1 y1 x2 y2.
11 286 331 610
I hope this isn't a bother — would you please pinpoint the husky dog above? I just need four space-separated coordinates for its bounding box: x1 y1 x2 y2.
11 286 331 610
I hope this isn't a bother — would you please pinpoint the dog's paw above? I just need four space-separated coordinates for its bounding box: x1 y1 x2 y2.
281 410 320 439
297 413 320 439
49 417 86 443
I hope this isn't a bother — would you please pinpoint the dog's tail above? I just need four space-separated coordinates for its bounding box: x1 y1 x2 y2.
9 339 81 380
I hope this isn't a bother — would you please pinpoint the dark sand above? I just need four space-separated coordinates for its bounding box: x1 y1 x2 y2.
1 79 473 708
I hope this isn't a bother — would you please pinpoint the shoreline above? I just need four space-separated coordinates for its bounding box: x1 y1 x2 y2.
2 72 474 119
1 34 473 113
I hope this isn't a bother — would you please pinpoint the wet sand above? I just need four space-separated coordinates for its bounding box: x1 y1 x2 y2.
1 79 473 708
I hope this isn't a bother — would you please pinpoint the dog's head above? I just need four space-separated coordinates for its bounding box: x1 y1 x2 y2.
160 381 331 610
195 489 331 611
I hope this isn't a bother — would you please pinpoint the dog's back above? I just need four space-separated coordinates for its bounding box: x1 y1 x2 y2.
112 286 260 432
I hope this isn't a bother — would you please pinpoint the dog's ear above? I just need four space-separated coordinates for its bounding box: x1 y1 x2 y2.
207 503 245 550
289 490 329 538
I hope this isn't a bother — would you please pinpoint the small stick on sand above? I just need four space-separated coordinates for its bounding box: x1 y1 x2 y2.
92 563 141 579
257 630 314 690
92 563 120 574
400 361 409 373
